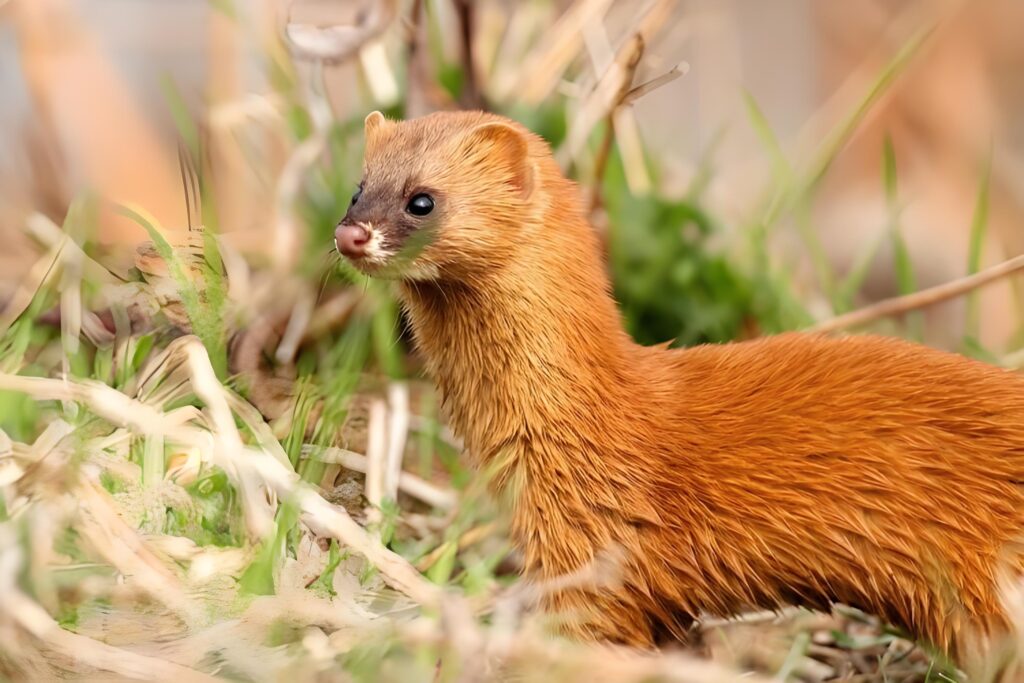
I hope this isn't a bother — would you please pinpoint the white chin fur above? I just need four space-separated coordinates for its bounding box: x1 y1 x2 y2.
358 224 439 281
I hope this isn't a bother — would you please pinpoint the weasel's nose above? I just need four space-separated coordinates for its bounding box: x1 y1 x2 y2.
335 223 370 259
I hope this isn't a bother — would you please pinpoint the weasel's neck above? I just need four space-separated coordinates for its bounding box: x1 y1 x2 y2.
398 197 638 471
398 186 664 577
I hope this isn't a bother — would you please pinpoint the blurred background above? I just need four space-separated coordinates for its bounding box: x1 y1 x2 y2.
3 1 1024 680
3 0 1023 353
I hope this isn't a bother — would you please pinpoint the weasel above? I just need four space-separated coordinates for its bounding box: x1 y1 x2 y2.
334 110 1024 662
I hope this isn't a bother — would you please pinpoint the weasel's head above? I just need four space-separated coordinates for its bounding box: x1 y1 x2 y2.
335 110 538 282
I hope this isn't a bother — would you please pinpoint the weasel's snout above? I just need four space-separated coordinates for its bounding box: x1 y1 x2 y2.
335 223 370 259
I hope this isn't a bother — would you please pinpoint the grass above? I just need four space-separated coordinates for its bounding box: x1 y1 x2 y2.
2 1 1023 682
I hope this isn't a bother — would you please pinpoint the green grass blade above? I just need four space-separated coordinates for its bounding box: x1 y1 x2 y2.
804 25 934 193
160 76 200 160
742 90 793 183
882 134 898 204
760 24 934 232
882 136 923 340
836 228 887 313
117 204 228 377
964 146 992 343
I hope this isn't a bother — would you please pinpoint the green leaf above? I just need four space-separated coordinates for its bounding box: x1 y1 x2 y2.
310 539 343 596
239 501 301 596
425 540 457 585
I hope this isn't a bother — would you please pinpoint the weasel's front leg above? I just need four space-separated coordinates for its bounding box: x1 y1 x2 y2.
540 588 659 648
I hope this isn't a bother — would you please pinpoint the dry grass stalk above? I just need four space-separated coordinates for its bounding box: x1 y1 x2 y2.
486 2 548 102
364 397 388 535
272 74 331 275
564 33 644 167
58 243 82 379
505 0 616 105
303 444 455 510
74 475 202 623
0 337 443 608
0 530 218 683
562 0 678 192
224 388 293 467
697 606 806 630
305 289 361 340
809 252 1024 333
385 382 411 504
274 285 315 365
26 212 124 284
184 341 277 541
398 604 772 683
359 38 401 107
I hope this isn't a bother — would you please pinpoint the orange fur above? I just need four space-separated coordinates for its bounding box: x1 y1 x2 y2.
338 110 1024 662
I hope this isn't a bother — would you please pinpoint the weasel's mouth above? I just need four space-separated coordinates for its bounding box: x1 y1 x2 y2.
334 223 439 281
335 222 384 261
345 256 439 282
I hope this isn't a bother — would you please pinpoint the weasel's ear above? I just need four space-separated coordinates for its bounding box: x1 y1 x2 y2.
363 111 393 153
462 122 534 199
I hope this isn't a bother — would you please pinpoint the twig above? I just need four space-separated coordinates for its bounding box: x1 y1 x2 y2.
563 0 678 186
808 253 1024 333
621 62 688 105
453 0 484 109
285 0 398 64
565 33 644 168
586 32 644 214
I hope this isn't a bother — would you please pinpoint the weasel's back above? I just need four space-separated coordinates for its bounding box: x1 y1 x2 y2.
671 333 1024 444
640 333 1024 656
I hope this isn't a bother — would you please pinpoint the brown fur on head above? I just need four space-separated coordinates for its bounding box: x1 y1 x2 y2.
336 110 541 281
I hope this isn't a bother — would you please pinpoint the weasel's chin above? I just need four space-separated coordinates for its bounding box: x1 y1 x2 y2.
344 256 440 282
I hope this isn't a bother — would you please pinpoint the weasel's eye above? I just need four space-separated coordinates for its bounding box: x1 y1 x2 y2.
350 185 363 206
406 193 434 217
